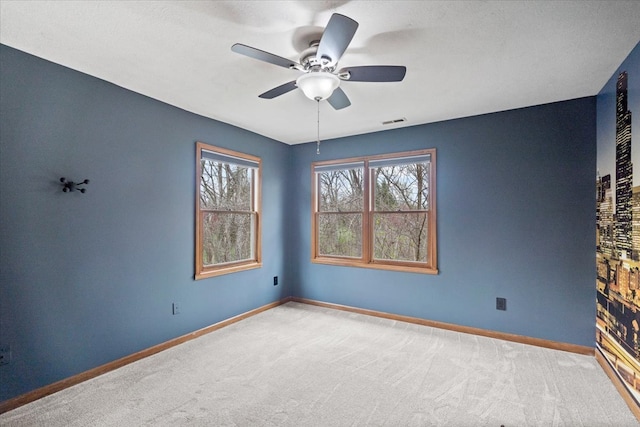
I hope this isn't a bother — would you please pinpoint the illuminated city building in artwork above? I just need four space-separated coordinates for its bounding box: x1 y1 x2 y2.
633 186 640 260
597 174 614 257
615 71 633 258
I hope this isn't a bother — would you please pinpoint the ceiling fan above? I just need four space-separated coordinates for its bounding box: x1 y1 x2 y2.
231 13 407 110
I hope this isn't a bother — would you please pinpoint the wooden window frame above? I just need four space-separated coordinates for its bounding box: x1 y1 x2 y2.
312 149 437 275
195 142 262 279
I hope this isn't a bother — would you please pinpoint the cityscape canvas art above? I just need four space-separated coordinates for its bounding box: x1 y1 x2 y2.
596 44 640 409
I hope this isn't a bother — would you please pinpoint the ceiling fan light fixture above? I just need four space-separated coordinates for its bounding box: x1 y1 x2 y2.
296 72 340 101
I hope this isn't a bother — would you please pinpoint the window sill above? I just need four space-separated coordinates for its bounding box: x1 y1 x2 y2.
312 257 438 275
195 261 262 280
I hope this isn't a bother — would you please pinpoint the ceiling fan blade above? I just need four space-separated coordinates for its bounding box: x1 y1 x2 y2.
327 87 351 110
316 14 359 65
231 43 300 69
259 80 298 99
338 66 407 82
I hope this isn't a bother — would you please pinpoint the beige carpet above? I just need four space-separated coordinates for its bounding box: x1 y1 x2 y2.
1 302 637 426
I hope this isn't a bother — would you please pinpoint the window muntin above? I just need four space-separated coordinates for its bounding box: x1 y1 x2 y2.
312 149 437 274
196 142 261 279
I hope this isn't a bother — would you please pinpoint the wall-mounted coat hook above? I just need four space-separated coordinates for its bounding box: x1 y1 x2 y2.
60 177 89 193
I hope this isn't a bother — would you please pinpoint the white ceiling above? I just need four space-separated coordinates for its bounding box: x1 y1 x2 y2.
1 1 639 145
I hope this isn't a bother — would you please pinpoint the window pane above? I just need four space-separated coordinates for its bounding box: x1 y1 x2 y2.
202 212 254 266
200 160 253 211
374 162 429 211
318 167 364 212
373 212 428 262
318 213 362 257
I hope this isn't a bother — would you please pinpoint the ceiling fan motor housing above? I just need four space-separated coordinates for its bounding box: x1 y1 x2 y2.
300 41 335 72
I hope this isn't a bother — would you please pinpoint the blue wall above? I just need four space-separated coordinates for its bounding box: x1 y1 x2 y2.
1 43 597 402
289 98 596 347
0 45 290 401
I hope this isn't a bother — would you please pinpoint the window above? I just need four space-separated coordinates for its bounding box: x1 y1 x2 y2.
312 149 437 274
196 142 261 279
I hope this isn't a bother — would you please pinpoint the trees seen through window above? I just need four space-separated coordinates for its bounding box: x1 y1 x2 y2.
195 142 261 279
313 149 437 274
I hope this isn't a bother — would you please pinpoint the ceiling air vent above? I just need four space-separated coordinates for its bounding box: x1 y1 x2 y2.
382 118 407 125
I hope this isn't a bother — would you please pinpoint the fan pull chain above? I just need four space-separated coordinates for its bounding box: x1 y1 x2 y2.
316 98 321 155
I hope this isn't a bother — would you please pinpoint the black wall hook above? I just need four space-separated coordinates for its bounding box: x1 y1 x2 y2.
60 177 89 193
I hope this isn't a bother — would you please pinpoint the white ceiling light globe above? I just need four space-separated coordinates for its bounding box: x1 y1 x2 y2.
296 72 340 101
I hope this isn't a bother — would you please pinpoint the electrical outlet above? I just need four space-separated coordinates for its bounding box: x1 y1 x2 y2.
172 302 181 315
496 297 507 311
0 345 11 366
273 276 278 286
